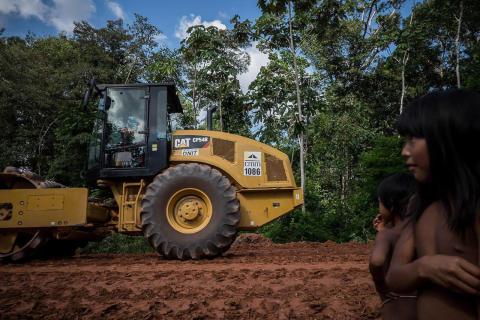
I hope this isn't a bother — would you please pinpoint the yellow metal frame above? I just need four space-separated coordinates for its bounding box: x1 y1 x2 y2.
0 188 88 228
118 180 145 232
170 130 297 189
169 130 304 229
237 187 303 229
103 130 305 234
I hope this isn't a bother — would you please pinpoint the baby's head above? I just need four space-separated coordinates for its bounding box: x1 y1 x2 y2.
377 173 417 226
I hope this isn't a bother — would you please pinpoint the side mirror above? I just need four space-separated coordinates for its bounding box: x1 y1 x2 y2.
207 105 217 131
105 96 112 111
82 88 92 112
81 77 96 112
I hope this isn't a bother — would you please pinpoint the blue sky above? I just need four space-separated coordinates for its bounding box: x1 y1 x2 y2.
0 0 261 47
0 0 265 91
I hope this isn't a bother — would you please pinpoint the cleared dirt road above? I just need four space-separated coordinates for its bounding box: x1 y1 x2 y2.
0 234 379 319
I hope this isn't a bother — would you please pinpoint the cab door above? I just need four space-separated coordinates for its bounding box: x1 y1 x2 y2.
104 87 148 169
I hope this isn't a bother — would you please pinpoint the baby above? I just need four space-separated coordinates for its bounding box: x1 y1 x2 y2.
370 173 417 319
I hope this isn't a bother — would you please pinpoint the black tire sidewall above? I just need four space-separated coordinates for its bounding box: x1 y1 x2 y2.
142 164 239 253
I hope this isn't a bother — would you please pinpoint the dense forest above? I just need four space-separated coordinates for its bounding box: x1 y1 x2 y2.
1 0 479 242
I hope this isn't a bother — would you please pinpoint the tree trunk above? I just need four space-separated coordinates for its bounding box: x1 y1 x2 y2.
288 1 305 212
218 94 223 132
400 4 415 114
192 66 198 129
124 55 138 84
400 51 409 115
37 117 58 175
455 0 463 89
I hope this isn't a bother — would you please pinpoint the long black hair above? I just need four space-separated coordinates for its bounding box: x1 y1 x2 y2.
397 89 480 234
377 173 417 220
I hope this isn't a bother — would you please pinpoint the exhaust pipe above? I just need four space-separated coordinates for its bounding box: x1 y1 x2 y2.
207 106 217 131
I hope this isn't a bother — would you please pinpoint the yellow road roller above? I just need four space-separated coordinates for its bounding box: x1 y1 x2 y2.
0 81 303 261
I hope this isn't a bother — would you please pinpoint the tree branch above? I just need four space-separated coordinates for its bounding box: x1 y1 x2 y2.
455 0 464 89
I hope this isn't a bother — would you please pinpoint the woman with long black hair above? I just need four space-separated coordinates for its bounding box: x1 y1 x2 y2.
386 89 480 319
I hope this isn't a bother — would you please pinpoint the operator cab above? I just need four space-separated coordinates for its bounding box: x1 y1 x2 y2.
86 83 182 180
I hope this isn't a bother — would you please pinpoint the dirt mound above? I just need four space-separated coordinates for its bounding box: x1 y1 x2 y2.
0 235 379 320
233 233 273 246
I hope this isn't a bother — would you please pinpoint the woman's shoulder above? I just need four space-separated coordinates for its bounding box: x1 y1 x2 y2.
416 201 447 229
422 201 446 217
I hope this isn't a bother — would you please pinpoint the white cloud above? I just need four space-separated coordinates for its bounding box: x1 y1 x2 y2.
154 33 168 46
175 14 226 40
237 42 270 93
0 0 48 21
106 0 124 20
49 0 95 33
0 0 95 33
0 0 16 14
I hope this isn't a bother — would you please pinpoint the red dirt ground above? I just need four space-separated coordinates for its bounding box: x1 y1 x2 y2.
0 234 380 320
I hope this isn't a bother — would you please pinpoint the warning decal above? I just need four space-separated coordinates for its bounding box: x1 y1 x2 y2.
244 151 262 176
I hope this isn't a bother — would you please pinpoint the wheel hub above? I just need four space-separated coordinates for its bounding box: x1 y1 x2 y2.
176 196 204 221
166 189 212 234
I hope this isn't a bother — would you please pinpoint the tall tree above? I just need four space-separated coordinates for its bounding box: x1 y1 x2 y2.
146 48 184 85
256 0 308 209
180 16 251 132
248 51 317 147
122 14 161 83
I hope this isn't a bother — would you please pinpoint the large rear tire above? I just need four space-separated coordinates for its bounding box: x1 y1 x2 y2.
141 163 240 259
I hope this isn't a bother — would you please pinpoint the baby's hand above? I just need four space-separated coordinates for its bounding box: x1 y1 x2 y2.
373 214 385 232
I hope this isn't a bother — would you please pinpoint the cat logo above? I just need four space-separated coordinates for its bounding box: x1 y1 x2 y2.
173 135 210 149
174 138 191 148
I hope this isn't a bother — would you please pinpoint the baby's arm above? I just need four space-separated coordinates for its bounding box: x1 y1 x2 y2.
385 223 419 293
369 230 392 298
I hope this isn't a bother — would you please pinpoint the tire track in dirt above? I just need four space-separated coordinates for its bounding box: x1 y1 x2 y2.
0 234 380 320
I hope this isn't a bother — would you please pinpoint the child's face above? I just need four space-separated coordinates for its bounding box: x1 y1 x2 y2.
378 201 392 224
402 137 430 183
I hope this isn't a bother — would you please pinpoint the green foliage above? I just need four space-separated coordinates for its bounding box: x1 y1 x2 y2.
346 135 407 241
261 209 331 243
357 135 406 190
80 233 154 254
262 206 369 243
1 1 480 247
254 0 480 243
248 51 318 146
146 48 184 85
179 20 251 132
263 135 405 243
